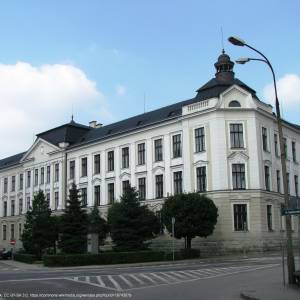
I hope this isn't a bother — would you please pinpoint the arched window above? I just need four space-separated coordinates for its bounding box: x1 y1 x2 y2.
229 100 241 107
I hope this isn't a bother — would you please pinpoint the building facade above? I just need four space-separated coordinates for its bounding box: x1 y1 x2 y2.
0 52 299 253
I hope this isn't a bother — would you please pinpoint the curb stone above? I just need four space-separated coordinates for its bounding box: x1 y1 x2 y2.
240 291 260 300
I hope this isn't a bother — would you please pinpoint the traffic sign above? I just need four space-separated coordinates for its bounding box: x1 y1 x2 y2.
10 239 16 246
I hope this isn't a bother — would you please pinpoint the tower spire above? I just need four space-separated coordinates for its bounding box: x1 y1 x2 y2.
214 50 235 82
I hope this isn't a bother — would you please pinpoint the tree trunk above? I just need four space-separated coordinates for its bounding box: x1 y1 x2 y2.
186 236 192 249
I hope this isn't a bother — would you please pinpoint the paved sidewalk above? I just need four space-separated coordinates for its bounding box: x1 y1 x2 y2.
0 259 44 270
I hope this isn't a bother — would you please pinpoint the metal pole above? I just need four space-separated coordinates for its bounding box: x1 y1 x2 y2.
243 221 247 258
281 230 286 286
172 217 175 261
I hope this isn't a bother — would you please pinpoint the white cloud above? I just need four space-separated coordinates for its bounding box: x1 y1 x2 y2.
0 62 112 158
115 84 126 96
263 74 300 107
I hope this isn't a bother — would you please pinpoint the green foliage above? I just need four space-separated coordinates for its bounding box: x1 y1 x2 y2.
107 187 160 251
161 193 218 249
43 251 165 267
21 190 56 259
58 183 88 254
88 204 108 246
14 253 36 264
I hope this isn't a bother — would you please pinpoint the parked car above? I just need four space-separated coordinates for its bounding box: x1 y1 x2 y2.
0 248 12 260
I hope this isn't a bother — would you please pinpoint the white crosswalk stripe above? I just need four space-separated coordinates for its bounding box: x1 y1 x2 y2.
66 263 278 291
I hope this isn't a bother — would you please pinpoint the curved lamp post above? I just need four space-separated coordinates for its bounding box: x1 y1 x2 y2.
228 36 296 284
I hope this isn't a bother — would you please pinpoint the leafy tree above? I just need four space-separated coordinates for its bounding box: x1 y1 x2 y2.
107 187 160 251
21 190 55 259
59 183 88 254
161 193 218 249
88 204 109 247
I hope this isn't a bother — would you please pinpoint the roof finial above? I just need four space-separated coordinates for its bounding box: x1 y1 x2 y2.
71 104 74 122
221 27 225 54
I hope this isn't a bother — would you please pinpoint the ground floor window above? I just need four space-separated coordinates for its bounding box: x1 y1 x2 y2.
108 183 115 204
267 204 273 231
10 224 15 240
2 225 6 240
233 203 248 231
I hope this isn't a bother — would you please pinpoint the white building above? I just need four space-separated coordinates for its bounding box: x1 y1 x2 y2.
0 52 299 253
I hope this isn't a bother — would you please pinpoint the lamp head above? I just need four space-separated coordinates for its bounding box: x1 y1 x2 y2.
235 57 250 64
228 36 246 46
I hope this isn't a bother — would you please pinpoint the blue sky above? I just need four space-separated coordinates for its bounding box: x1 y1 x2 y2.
0 0 299 157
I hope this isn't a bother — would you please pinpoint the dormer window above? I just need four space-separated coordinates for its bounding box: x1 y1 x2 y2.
229 100 241 107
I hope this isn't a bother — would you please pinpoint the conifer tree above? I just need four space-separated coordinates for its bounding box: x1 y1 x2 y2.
21 190 55 258
107 187 160 251
59 183 88 253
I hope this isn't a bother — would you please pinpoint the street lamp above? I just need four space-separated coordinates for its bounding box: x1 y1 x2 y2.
228 36 296 284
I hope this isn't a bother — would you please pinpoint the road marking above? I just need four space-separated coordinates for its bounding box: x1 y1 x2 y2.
119 275 133 287
139 273 157 284
149 272 171 283
108 275 122 291
176 270 197 278
159 272 180 282
96 276 106 287
168 271 188 279
85 276 90 283
128 274 144 285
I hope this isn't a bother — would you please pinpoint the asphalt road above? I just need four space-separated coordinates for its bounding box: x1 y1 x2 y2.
0 256 297 300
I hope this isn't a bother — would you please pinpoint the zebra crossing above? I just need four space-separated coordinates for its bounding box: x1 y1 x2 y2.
66 263 278 291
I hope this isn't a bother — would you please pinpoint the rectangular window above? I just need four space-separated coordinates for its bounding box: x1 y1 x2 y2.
10 224 14 240
107 151 114 172
138 177 146 200
122 180 130 195
94 185 101 206
292 141 296 162
287 172 290 195
274 134 278 156
262 127 268 151
34 169 38 186
283 138 287 159
172 134 182 158
11 176 15 192
70 160 75 179
233 204 248 231
154 139 163 162
11 200 15 216
54 192 59 210
122 147 129 169
19 174 23 190
3 202 7 217
155 174 164 199
195 127 205 152
264 166 270 191
26 197 30 211
230 124 244 149
40 167 44 184
46 166 51 183
54 164 59 182
81 157 87 177
46 193 50 207
94 154 101 174
276 170 281 193
108 183 114 204
267 205 273 231
19 224 22 238
232 164 246 190
2 225 6 240
137 143 146 165
4 178 8 193
295 175 299 197
19 198 23 215
27 171 31 188
81 188 87 207
173 171 183 195
196 166 207 192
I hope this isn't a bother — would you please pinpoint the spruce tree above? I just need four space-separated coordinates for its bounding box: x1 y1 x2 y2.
107 187 160 251
59 183 88 254
88 204 108 247
21 190 55 259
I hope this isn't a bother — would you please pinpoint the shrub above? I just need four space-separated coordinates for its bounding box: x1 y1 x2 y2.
43 251 166 267
14 253 37 264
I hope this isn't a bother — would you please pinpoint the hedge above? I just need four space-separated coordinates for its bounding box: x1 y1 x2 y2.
14 253 37 264
43 249 200 267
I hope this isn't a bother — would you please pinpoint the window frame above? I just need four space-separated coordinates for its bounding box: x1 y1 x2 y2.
173 171 183 195
194 127 205 153
107 151 114 172
229 123 244 149
232 163 246 190
154 139 163 162
232 202 249 231
172 134 182 158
